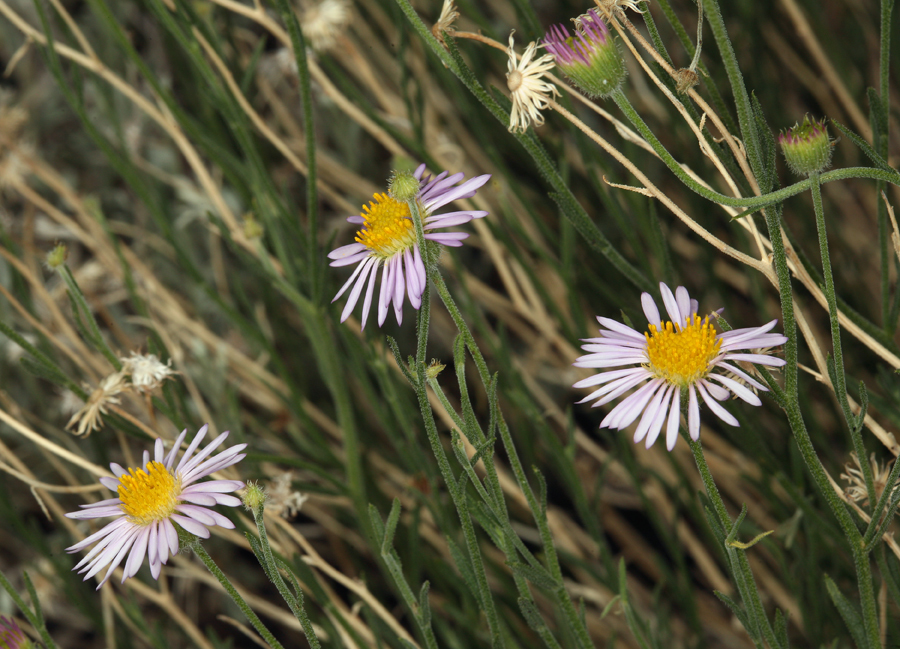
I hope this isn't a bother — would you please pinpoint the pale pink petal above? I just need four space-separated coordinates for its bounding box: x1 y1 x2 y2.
633 384 669 444
644 386 674 449
659 283 683 326
688 387 700 440
675 286 692 322
697 382 739 427
641 292 661 327
665 387 682 451
709 374 762 405
170 514 210 539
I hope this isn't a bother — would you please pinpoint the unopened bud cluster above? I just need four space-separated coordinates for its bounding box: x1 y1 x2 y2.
778 116 832 176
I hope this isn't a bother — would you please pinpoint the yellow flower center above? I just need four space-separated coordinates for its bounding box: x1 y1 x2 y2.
117 461 181 526
355 192 418 258
644 314 722 388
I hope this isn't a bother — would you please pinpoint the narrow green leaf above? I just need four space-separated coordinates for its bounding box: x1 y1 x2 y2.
831 119 896 173
417 581 432 626
713 591 752 634
507 562 562 591
382 498 403 556
824 574 871 649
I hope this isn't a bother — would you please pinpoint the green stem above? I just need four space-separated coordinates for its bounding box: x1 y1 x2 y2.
250 505 321 648
188 532 286 649
409 308 505 646
431 271 593 649
879 0 894 331
687 433 778 647
0 568 58 649
762 201 881 649
699 0 764 180
404 250 505 644
810 172 874 500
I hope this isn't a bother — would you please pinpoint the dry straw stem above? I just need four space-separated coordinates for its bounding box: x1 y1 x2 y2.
778 0 871 141
208 0 406 158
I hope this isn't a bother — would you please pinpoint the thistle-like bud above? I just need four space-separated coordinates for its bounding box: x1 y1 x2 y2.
0 616 32 649
388 170 420 202
778 116 832 176
45 242 67 270
542 9 626 99
241 480 267 512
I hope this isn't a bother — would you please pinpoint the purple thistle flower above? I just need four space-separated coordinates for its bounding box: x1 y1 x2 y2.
0 617 29 649
328 163 490 329
65 425 246 589
542 10 625 98
778 115 832 175
574 283 788 451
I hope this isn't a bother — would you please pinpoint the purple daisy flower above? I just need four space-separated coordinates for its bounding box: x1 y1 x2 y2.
65 424 245 589
327 163 490 329
574 282 788 451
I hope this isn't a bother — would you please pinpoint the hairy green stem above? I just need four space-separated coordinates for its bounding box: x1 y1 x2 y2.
810 172 874 501
189 532 286 649
687 431 778 647
0 568 58 649
250 505 321 648
762 201 881 648
410 297 506 646
431 271 593 649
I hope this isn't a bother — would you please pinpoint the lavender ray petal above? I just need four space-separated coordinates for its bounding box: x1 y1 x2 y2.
340 258 376 322
665 387 682 451
641 293 661 328
170 514 211 539
644 385 674 449
327 242 367 260
659 283 683 326
709 374 762 405
688 387 700 440
332 257 368 303
715 362 768 391
633 383 669 444
573 367 647 389
697 383 739 427
360 257 380 330
722 353 787 366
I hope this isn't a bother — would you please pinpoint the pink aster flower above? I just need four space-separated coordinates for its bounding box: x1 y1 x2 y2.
574 282 788 451
327 163 490 329
65 424 245 589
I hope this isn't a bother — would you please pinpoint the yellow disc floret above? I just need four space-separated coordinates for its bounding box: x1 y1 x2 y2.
118 461 181 526
355 192 418 258
644 314 722 388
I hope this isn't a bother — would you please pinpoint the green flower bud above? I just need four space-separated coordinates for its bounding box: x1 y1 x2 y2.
542 10 626 99
388 170 420 202
45 243 67 270
241 480 267 512
778 116 832 176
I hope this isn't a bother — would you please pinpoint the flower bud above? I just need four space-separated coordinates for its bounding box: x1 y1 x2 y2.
45 243 67 270
241 480 267 512
388 170 420 202
778 116 832 176
426 359 446 379
542 10 626 99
